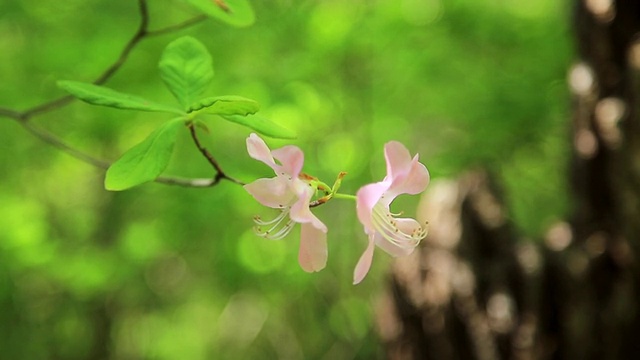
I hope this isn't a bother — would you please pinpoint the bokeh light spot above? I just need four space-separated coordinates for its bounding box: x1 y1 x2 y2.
568 62 595 96
318 134 364 176
237 230 287 274
401 0 443 26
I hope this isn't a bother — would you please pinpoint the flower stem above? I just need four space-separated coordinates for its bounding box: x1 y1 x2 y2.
333 193 357 201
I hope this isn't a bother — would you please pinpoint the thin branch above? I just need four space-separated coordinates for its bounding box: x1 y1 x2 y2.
21 121 111 168
147 14 208 37
20 121 225 188
17 95 73 121
92 0 149 86
0 107 22 121
187 123 245 186
155 176 216 187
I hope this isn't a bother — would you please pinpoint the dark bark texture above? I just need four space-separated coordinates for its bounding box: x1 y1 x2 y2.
376 1 640 359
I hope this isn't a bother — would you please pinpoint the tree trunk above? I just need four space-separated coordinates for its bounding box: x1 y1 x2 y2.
376 1 640 359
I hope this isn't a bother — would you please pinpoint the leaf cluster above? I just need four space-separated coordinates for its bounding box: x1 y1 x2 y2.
59 36 295 191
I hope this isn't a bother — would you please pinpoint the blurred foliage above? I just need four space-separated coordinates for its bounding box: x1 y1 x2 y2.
0 0 571 358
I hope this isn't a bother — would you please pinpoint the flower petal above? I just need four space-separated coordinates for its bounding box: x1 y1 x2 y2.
272 145 304 178
384 141 413 181
356 182 389 233
298 223 328 272
385 158 430 202
290 184 327 232
247 133 279 173
244 177 295 208
353 235 376 285
373 217 423 257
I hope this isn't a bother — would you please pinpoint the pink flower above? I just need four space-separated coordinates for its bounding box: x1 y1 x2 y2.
244 133 328 272
353 141 430 284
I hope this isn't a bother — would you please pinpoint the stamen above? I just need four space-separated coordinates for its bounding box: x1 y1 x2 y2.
262 219 295 240
370 203 427 249
253 209 288 226
253 207 296 240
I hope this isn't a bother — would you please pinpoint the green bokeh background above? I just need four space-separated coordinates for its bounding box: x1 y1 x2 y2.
0 0 572 358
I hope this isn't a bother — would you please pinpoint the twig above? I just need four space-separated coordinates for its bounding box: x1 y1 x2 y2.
155 176 216 187
20 121 225 188
21 121 111 168
92 0 149 86
187 122 245 186
147 14 208 37
0 108 22 121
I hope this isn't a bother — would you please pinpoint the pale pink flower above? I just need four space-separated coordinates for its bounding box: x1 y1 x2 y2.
244 133 328 272
353 141 430 284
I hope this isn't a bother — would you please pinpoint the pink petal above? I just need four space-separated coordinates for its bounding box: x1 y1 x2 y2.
373 217 422 257
353 235 376 285
298 223 328 272
385 158 430 201
247 133 279 173
244 177 295 208
289 184 328 232
406 158 430 194
272 145 304 178
384 141 413 181
356 182 389 233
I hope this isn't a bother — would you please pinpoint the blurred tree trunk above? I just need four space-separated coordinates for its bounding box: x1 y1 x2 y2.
376 1 640 359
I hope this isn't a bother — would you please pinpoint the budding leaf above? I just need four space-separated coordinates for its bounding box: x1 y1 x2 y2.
105 118 184 191
58 81 184 115
159 36 214 110
188 95 259 116
221 114 296 139
185 0 255 27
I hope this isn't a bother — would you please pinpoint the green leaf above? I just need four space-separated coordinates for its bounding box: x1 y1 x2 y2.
184 0 255 27
58 81 184 115
221 114 296 139
105 118 184 191
159 36 214 110
189 95 259 116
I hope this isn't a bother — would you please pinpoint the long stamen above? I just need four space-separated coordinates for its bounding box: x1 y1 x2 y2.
253 207 296 240
253 209 288 226
263 218 295 240
371 203 427 249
